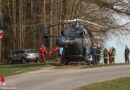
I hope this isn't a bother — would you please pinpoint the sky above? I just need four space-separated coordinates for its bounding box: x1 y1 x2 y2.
105 31 130 63
104 13 130 63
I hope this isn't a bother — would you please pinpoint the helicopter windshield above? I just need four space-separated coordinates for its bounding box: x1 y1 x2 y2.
63 27 84 37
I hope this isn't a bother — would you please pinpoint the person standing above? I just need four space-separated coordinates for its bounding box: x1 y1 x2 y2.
59 47 63 57
103 48 108 64
58 47 64 64
90 43 97 65
109 48 113 64
39 45 47 64
60 49 65 65
125 45 129 63
97 44 102 64
112 47 116 64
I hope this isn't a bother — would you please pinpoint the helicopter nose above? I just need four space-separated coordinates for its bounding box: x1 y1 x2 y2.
56 37 65 47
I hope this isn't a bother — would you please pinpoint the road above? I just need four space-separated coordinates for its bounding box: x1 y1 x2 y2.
6 65 130 90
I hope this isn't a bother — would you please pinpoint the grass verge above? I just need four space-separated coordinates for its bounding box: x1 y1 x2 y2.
75 77 130 90
0 63 52 77
54 63 130 69
0 62 130 77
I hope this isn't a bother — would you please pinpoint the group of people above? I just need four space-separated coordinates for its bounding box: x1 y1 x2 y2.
39 44 130 65
103 47 116 64
91 43 130 65
91 43 116 65
39 45 64 64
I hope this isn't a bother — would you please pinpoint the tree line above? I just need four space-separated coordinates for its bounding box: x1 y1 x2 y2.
0 0 129 62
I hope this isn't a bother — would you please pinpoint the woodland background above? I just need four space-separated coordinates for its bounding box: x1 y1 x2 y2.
0 0 129 62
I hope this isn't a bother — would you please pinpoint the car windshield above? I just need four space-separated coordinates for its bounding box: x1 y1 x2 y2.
27 50 38 53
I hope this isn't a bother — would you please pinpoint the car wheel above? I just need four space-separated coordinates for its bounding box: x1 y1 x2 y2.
8 59 13 64
21 58 26 64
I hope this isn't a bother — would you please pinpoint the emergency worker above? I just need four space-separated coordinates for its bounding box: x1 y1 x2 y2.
103 48 108 64
97 44 102 64
39 45 47 64
109 48 113 64
112 47 116 64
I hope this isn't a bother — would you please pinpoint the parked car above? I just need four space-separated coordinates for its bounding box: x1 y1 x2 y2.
8 49 39 64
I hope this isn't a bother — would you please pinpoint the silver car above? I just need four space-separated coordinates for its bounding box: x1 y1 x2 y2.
8 49 39 64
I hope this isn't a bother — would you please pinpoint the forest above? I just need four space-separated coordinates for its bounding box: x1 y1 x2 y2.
0 0 129 62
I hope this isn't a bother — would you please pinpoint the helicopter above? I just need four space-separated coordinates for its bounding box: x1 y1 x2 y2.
43 19 104 64
23 18 104 64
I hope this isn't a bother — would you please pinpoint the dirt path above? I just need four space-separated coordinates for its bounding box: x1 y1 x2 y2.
6 65 130 90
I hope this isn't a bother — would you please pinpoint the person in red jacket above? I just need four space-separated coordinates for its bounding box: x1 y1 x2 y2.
49 47 59 55
49 47 65 64
109 48 113 64
39 45 47 64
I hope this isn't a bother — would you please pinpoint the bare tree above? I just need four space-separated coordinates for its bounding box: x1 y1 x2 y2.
0 0 129 62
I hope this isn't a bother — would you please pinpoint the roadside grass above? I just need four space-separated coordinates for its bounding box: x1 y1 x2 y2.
0 63 52 77
75 77 130 90
54 63 130 69
0 62 130 77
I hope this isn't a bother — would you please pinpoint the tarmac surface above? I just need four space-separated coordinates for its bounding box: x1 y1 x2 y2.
6 65 130 90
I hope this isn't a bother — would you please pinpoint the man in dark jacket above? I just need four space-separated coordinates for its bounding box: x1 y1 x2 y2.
90 43 97 65
125 45 129 63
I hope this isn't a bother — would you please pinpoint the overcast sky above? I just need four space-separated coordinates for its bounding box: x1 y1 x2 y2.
104 13 130 63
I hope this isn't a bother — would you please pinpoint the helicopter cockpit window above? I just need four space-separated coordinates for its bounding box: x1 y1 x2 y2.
63 27 84 37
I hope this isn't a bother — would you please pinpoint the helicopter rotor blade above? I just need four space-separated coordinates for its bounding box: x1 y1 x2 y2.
84 25 93 38
82 20 104 27
24 18 104 28
87 29 93 38
64 19 77 23
64 19 83 23
23 21 65 28
64 19 104 27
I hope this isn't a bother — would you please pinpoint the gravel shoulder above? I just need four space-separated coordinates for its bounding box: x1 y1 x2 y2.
6 65 130 90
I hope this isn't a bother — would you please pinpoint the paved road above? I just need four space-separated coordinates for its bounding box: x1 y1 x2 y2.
6 65 130 90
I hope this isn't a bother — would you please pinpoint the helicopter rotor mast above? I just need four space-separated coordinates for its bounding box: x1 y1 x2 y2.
63 19 104 38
